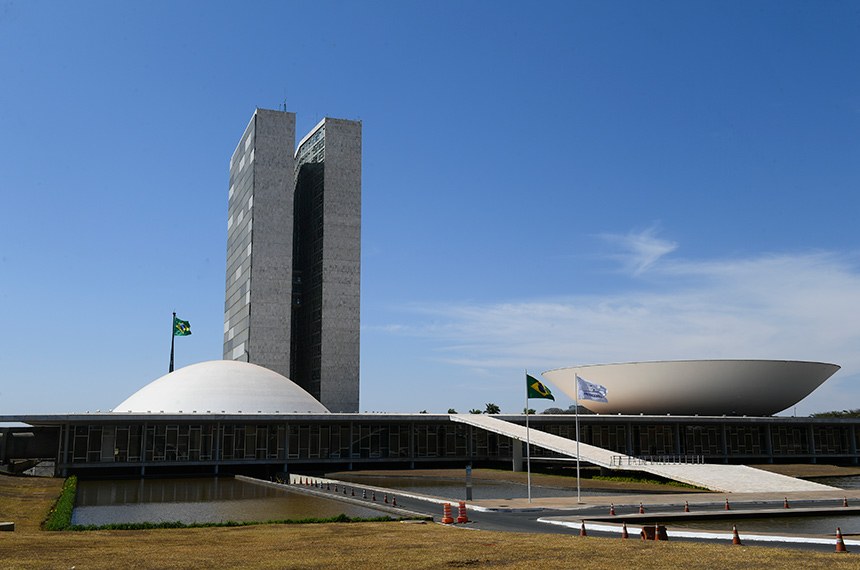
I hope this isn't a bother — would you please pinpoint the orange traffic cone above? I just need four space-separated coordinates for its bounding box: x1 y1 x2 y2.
684 501 690 513
639 502 645 514
442 503 454 524
844 497 849 507
457 501 469 523
836 527 848 553
384 493 389 504
609 503 616 516
392 496 397 507
579 522 587 537
621 522 629 539
732 525 742 546
334 484 338 493
725 498 731 511
783 497 790 509
372 491 376 501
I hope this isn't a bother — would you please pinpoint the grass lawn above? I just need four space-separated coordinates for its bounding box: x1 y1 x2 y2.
1 473 858 569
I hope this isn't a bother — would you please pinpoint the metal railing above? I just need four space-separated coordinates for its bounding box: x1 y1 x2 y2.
610 454 705 467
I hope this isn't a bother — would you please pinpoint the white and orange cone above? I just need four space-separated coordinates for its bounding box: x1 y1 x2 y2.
836 527 848 553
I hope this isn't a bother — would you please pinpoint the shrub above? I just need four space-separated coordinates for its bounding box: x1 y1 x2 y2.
43 475 77 530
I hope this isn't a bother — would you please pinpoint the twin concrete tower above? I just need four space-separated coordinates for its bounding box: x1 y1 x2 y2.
223 109 361 412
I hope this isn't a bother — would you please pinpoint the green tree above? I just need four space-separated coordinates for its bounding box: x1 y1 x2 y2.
523 408 536 415
811 409 860 418
447 408 457 414
468 409 483 414
484 403 501 414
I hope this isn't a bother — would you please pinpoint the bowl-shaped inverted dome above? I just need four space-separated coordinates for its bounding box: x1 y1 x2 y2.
114 360 329 413
542 360 840 416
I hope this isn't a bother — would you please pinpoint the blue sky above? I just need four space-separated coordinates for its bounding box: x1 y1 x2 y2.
1 1 858 416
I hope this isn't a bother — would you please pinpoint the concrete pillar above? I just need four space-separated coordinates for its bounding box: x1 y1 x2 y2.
213 422 221 462
849 425 858 465
55 425 64 475
764 423 773 464
808 424 817 464
512 439 523 472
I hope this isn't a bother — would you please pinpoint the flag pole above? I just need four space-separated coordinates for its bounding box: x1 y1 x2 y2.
169 311 176 373
525 370 531 503
575 373 581 503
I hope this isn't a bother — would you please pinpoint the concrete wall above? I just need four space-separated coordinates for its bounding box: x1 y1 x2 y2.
318 119 361 413
224 109 296 380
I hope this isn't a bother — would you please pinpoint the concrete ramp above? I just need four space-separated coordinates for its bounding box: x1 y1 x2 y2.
452 414 617 467
641 463 836 493
450 414 838 493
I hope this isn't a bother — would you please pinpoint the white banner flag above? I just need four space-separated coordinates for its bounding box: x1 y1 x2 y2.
576 375 608 403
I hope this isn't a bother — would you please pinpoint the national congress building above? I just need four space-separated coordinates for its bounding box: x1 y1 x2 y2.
1 110 855 483
223 109 361 413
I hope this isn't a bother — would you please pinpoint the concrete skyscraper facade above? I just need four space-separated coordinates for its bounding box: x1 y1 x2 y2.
223 109 360 413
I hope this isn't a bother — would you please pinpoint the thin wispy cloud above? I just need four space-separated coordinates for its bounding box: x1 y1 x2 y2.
600 225 679 275
376 246 860 412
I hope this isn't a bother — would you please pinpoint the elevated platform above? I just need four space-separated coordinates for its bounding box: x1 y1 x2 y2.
450 414 839 493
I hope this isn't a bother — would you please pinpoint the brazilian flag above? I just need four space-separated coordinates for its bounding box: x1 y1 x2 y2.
173 316 192 336
526 373 554 400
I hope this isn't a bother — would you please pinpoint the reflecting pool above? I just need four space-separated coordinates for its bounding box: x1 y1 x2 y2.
328 473 672 500
73 477 389 526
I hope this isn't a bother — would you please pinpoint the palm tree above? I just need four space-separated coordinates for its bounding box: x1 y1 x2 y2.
484 403 501 414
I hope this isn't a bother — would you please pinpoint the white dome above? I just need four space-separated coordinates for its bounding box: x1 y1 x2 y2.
114 360 329 413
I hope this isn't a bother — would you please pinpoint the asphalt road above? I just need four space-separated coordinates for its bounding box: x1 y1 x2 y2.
285 478 859 554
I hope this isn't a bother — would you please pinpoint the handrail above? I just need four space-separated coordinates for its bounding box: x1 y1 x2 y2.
609 454 705 467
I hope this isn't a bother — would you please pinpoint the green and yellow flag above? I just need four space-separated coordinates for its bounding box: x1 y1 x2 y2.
173 316 192 336
526 373 554 400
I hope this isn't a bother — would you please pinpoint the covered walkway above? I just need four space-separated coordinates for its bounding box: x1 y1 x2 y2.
450 414 839 493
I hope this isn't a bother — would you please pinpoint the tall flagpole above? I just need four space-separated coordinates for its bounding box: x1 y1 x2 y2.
169 311 176 373
525 370 531 503
575 373 581 503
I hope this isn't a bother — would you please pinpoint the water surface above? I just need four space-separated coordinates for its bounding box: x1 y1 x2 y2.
329 473 670 500
670 515 860 537
73 477 389 526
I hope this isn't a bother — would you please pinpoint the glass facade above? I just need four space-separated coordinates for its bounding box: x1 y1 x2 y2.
38 416 860 475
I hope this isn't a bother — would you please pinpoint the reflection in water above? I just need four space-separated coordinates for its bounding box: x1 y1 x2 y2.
329 474 661 500
816 475 860 489
674 515 860 537
73 478 388 526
